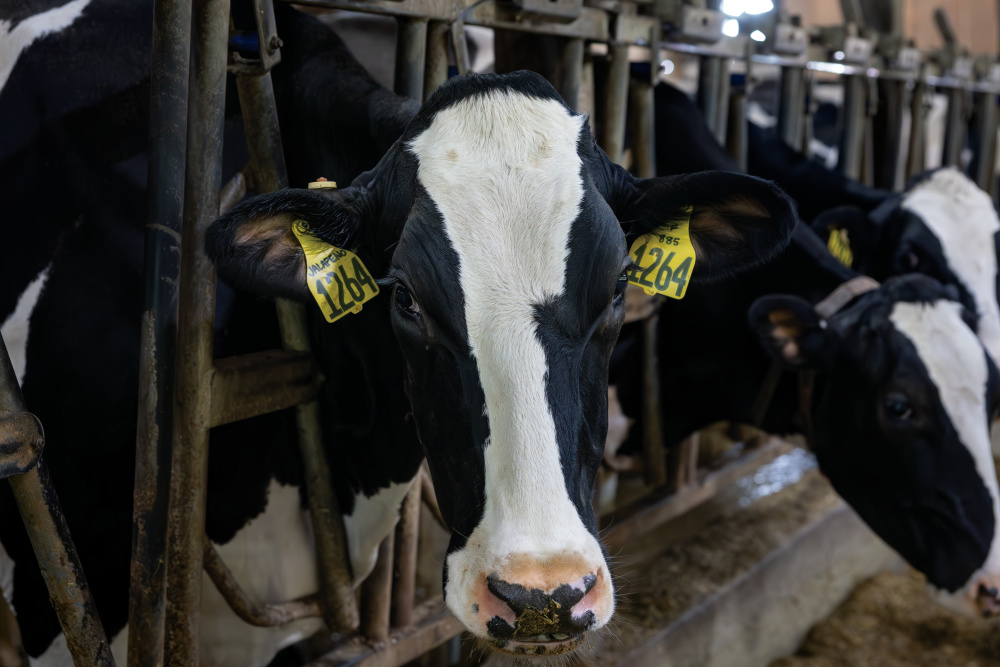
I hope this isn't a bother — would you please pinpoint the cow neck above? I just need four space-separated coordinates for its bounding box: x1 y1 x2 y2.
752 276 881 444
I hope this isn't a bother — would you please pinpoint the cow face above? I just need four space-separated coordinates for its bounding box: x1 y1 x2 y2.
207 71 796 653
751 275 1000 618
812 169 1000 367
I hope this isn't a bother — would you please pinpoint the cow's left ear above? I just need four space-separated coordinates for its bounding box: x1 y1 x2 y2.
206 186 370 300
748 294 837 369
616 171 797 283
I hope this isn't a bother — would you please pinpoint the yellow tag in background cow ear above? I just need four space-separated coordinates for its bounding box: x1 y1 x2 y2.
827 227 854 267
292 220 379 323
627 207 696 300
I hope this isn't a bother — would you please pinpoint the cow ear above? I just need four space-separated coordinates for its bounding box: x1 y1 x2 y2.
748 295 836 369
619 171 797 283
205 187 368 300
810 206 872 269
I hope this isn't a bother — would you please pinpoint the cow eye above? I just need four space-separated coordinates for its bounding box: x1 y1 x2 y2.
614 270 629 301
394 284 420 315
883 393 913 422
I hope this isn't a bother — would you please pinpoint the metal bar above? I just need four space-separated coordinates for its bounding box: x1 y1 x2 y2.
559 37 584 111
942 87 966 168
777 66 805 151
218 168 249 215
449 19 471 75
361 534 395 643
162 0 230 663
394 17 428 100
838 75 867 180
641 315 667 487
906 72 928 178
601 43 629 164
713 58 731 145
210 350 323 427
2 335 116 667
202 538 323 626
129 0 191 660
975 91 999 197
419 466 448 530
629 75 655 179
424 20 449 101
235 71 360 634
698 56 728 145
391 478 422 628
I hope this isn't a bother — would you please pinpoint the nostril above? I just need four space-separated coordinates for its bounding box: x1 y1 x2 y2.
481 573 600 641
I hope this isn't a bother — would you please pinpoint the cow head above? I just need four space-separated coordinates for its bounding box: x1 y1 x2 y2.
207 71 796 653
751 274 1000 618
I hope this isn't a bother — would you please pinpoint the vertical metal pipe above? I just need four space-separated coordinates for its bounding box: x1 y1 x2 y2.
629 77 655 179
907 73 928 178
698 56 723 143
942 87 966 168
713 58 731 145
727 87 748 172
423 20 449 101
2 336 116 667
838 75 867 180
559 38 584 111
449 20 471 75
361 534 395 643
777 66 804 151
391 478 422 628
129 0 191 662
642 315 667 487
975 91 999 197
235 72 360 634
162 0 229 664
394 17 428 101
581 48 596 136
602 44 630 164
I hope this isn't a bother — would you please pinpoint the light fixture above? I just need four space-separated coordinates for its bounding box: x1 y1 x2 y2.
720 0 774 16
660 59 675 75
750 29 766 42
722 18 740 37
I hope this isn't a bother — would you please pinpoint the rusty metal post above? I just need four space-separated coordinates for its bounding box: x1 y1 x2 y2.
162 0 230 664
629 75 655 179
129 0 191 661
1 335 116 666
642 315 667 487
361 534 395 643
395 17 428 101
235 71 360 634
424 20 449 101
559 37 584 111
391 478 422 628
602 43 630 164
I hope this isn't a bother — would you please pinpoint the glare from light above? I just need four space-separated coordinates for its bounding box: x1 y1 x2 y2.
721 0 774 16
722 18 740 37
660 59 675 75
750 29 766 42
833 50 845 61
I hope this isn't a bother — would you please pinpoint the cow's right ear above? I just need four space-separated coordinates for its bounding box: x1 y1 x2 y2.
748 295 836 369
205 187 368 300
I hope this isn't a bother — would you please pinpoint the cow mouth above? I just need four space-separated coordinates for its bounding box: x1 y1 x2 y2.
494 634 583 656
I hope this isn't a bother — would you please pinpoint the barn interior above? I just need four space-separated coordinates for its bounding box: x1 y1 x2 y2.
2 0 1000 666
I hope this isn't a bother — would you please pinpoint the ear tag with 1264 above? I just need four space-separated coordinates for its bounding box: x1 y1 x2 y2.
827 227 853 267
292 219 379 323
627 206 696 299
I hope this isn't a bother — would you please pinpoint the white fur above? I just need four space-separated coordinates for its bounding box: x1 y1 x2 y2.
0 0 90 94
902 169 1000 368
29 633 71 667
1 266 50 385
344 479 413 582
890 300 1000 611
408 91 613 633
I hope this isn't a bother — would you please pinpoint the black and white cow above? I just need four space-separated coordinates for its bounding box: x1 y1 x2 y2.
208 71 798 656
0 3 798 665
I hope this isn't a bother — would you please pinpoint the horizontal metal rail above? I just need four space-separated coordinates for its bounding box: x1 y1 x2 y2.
210 350 323 427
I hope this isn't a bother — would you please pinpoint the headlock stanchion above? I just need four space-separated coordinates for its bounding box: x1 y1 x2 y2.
0 334 117 667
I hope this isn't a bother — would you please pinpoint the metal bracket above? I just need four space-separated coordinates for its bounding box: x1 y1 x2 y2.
0 411 44 479
228 0 282 75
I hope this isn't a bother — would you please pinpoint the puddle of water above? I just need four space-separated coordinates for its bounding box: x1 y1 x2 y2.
735 448 818 507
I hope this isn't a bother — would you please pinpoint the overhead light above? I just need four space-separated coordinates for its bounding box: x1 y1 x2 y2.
750 30 766 42
720 0 774 16
660 59 675 75
722 18 740 37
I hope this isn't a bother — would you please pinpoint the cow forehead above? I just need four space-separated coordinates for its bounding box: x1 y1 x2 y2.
407 91 586 331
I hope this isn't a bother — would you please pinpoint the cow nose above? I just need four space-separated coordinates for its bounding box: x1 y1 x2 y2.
481 573 600 642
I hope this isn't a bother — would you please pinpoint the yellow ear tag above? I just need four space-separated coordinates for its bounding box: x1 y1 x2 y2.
292 219 379 323
827 227 853 267
627 207 696 300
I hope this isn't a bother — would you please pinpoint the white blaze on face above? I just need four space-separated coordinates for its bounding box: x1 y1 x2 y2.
1 0 91 94
890 300 1000 614
408 91 613 634
901 168 1000 366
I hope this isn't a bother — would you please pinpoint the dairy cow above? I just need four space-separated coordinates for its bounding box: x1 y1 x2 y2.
0 3 797 665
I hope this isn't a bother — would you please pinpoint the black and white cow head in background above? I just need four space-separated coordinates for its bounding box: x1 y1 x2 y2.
751 274 1000 618
209 71 796 653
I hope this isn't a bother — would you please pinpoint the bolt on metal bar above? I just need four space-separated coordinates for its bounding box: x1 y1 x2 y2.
129 0 192 662
601 43 629 164
1 334 116 667
395 17 428 100
162 0 231 664
235 70 360 634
